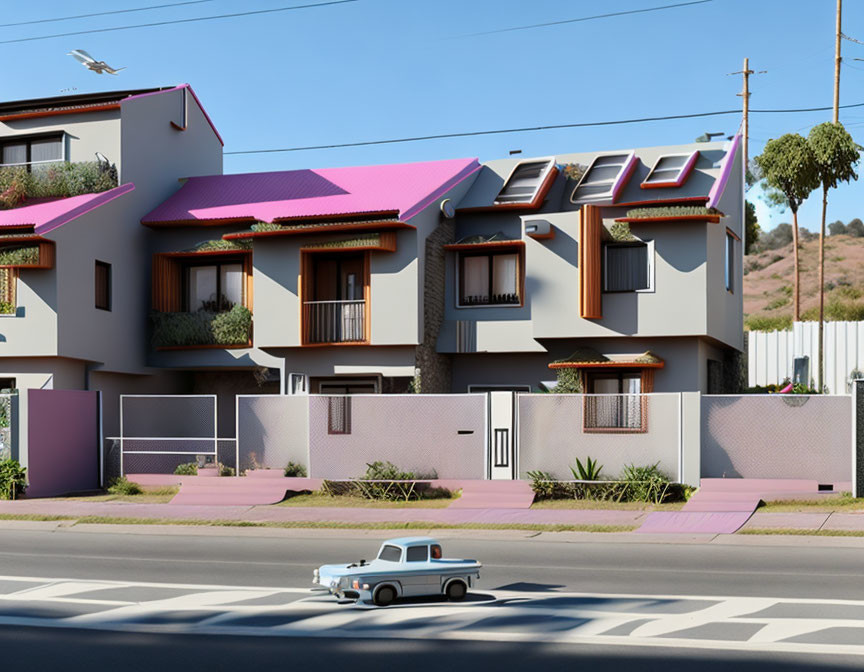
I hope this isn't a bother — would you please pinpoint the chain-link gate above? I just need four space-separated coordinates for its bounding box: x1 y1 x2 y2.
116 395 219 476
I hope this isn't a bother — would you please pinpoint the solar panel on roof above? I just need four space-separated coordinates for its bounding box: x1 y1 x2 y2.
569 151 636 205
641 151 699 189
494 158 555 205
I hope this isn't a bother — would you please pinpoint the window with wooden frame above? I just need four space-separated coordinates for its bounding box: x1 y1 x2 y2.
183 259 244 312
152 253 251 314
583 370 648 433
458 249 522 307
94 260 111 311
603 241 654 293
300 251 370 345
0 133 64 170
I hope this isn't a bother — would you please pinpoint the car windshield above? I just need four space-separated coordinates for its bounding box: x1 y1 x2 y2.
378 545 402 562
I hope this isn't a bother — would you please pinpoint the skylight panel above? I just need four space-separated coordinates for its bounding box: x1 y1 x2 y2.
494 158 556 205
569 151 636 205
641 151 699 189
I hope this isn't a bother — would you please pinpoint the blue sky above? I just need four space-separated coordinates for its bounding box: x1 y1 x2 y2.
2 0 862 233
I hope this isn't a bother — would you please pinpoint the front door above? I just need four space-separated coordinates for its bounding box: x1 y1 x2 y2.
488 391 515 479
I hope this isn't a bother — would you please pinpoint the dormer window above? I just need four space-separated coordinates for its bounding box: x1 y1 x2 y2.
641 151 699 189
570 151 636 205
0 134 64 170
493 158 556 207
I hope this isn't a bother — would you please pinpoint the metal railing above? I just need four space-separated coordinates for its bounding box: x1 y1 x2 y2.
303 299 365 343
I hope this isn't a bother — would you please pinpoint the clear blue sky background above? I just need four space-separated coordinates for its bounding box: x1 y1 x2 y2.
1 0 862 233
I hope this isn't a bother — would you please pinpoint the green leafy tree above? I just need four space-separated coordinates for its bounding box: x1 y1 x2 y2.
744 200 760 254
755 135 820 321
848 218 864 237
808 122 860 392
760 222 793 250
828 220 847 236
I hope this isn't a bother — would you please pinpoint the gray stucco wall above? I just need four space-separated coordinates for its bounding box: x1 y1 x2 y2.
0 109 122 171
449 336 719 394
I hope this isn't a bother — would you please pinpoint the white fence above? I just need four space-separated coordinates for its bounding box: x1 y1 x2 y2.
749 320 864 394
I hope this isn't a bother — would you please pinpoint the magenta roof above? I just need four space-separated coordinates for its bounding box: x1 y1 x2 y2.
0 184 135 235
142 158 481 225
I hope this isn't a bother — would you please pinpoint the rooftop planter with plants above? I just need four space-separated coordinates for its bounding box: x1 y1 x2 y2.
617 205 722 222
151 304 252 348
0 161 118 210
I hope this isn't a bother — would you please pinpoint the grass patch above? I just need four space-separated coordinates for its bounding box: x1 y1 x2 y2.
0 512 635 533
55 486 179 504
740 528 864 537
277 492 456 509
0 513 75 522
758 494 864 513
531 499 684 511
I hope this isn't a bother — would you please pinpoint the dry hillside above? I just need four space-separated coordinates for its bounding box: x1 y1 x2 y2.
743 234 864 330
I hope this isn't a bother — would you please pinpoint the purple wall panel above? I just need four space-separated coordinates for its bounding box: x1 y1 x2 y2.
27 389 99 497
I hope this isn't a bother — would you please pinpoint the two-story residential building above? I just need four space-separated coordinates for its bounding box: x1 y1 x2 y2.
0 84 744 439
0 85 224 435
439 139 744 396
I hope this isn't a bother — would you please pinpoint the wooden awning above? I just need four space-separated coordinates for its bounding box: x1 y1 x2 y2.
549 348 664 370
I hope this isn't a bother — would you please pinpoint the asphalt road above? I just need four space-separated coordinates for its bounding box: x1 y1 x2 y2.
2 527 864 600
1 526 864 670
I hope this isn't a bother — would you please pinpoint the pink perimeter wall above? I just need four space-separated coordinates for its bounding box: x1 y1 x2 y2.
27 389 99 498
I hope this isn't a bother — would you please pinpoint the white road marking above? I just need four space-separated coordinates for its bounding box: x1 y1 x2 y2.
0 576 863 656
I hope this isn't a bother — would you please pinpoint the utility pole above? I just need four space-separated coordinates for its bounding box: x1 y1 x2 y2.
834 0 842 123
736 57 753 171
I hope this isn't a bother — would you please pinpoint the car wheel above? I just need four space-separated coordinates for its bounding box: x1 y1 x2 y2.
445 580 467 602
373 585 396 607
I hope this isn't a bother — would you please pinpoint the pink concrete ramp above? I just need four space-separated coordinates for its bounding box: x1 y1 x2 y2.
168 476 322 506
445 480 535 509
635 478 837 534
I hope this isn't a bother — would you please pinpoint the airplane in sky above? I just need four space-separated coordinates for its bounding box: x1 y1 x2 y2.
67 49 125 75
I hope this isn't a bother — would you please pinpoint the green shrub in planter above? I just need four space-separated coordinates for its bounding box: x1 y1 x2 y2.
284 461 307 477
212 305 252 345
107 476 143 495
174 462 198 476
152 306 252 347
0 459 26 500
218 463 235 477
0 301 14 315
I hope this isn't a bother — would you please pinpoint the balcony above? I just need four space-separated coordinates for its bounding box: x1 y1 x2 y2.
303 300 366 344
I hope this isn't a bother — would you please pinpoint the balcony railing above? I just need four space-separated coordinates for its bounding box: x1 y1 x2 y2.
303 300 366 344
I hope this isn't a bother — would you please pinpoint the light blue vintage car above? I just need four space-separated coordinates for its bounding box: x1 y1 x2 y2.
313 536 481 606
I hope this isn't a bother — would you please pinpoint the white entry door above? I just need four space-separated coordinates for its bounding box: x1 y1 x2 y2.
488 391 515 479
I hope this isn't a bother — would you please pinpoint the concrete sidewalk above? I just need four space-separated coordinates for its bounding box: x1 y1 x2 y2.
0 499 862 532
0 499 645 526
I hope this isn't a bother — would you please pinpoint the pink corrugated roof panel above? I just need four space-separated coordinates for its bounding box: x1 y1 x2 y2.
0 183 135 234
142 158 481 225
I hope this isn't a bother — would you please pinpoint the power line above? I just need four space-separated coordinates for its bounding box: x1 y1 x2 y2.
0 0 219 29
0 0 358 45
466 0 712 37
224 101 864 155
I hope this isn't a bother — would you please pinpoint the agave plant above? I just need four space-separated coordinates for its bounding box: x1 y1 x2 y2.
570 456 603 481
